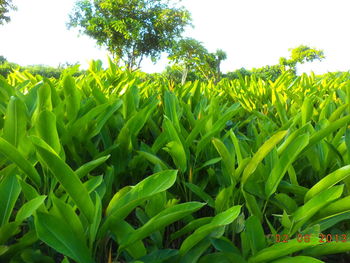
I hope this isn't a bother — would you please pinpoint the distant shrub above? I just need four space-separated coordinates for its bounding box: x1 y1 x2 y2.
224 68 252 80
0 62 84 78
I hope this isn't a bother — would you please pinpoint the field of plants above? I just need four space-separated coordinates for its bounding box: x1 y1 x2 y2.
1 59 350 263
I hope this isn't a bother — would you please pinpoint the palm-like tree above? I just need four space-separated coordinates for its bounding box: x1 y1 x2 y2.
214 49 227 83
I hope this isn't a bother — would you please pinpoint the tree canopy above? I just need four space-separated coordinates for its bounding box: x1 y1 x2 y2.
279 45 325 73
225 45 325 82
68 0 192 70
168 38 227 84
0 0 16 25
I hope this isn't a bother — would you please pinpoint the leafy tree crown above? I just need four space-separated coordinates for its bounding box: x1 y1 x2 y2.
68 0 192 70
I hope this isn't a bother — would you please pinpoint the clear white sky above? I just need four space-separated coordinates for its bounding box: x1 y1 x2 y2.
0 0 350 74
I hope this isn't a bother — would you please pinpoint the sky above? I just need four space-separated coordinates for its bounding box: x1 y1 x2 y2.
0 0 350 74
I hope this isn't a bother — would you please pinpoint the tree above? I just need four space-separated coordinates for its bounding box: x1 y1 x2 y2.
279 45 325 74
0 55 7 64
213 49 227 82
168 38 208 84
252 65 282 81
168 38 227 84
225 68 252 80
68 0 192 70
0 0 16 25
224 45 324 82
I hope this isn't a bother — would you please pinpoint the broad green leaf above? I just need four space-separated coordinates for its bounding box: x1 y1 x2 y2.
179 205 241 255
273 193 298 214
271 256 324 263
109 219 146 259
0 246 9 256
212 138 235 184
106 170 177 217
90 99 122 138
315 195 350 219
18 177 40 201
107 56 117 75
170 217 212 242
31 136 94 223
199 252 245 263
229 130 243 165
117 98 157 142
195 157 222 171
303 242 350 257
75 155 110 179
243 191 263 222
278 181 308 197
122 83 139 119
102 170 177 233
301 97 313 126
36 110 61 154
145 192 167 218
164 90 181 132
277 125 310 156
307 115 350 149
185 183 215 208
136 249 179 263
248 235 320 263
67 103 110 141
61 257 71 263
291 185 344 235
0 75 14 98
317 212 350 232
0 137 41 187
89 192 102 250
329 103 348 122
0 222 20 244
50 196 86 244
210 237 241 254
185 116 208 148
196 103 241 156
83 175 104 194
304 165 350 202
281 210 292 229
242 130 288 184
214 186 233 213
32 82 52 122
0 173 21 226
3 96 27 148
34 212 93 263
137 151 169 170
18 248 56 263
63 75 80 122
163 141 187 172
105 186 132 216
265 134 309 198
121 202 204 249
273 89 288 124
180 238 211 263
15 195 46 223
245 215 266 255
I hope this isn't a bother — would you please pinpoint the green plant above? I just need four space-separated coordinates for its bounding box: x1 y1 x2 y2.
0 61 350 262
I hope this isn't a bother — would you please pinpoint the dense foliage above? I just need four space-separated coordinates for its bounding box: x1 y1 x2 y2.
1 60 350 263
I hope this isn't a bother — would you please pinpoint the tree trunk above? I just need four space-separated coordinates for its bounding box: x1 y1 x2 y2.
216 61 221 83
181 66 189 85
